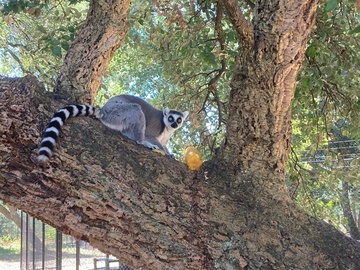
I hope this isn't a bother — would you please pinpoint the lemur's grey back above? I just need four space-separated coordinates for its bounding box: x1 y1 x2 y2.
107 95 165 137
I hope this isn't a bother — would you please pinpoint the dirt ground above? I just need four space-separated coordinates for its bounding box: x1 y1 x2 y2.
0 260 20 270
0 257 124 270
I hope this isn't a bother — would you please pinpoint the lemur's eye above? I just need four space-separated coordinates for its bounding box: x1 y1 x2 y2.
176 118 182 124
168 116 174 122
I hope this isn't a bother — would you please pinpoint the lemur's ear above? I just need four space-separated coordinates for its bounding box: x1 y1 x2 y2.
163 108 170 116
182 111 189 119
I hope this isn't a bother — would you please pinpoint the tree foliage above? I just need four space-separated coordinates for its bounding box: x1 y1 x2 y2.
289 0 360 233
0 0 87 85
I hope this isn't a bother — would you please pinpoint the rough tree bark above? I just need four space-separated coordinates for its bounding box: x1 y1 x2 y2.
1 0 360 269
55 0 131 104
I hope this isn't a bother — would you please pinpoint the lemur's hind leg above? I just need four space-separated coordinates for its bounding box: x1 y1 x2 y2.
98 103 159 150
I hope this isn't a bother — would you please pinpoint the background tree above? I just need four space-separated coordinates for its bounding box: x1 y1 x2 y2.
1 0 360 269
288 0 360 236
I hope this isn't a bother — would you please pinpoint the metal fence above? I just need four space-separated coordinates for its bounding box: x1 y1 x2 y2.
20 212 132 270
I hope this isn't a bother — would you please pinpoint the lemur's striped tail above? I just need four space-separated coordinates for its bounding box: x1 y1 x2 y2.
38 104 100 163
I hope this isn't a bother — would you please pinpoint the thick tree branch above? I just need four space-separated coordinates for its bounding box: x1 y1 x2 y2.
55 0 131 104
220 0 254 50
207 1 227 129
0 75 208 269
1 74 360 270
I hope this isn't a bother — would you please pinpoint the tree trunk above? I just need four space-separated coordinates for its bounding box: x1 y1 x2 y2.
0 204 21 228
221 0 316 190
1 0 360 269
55 0 131 104
341 181 360 239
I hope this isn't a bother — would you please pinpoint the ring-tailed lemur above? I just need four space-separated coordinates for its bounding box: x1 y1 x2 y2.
38 94 188 163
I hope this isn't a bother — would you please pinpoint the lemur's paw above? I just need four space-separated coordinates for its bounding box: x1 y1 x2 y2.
141 141 160 150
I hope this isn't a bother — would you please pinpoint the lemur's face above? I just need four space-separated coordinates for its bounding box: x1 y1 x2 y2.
163 108 188 130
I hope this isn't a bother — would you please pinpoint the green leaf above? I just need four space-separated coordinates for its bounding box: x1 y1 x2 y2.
50 39 60 46
36 25 47 34
68 26 76 33
61 42 69 51
51 46 62 57
325 0 339 12
349 25 360 35
305 44 317 58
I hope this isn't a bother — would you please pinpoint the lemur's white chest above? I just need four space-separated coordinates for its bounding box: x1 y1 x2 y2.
157 128 175 147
